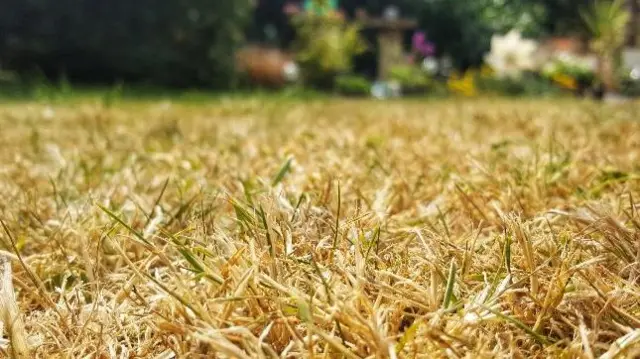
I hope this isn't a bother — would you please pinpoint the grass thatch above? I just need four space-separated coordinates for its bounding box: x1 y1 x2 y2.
1 97 640 358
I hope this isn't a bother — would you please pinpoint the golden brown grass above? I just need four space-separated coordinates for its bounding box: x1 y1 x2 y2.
1 97 640 358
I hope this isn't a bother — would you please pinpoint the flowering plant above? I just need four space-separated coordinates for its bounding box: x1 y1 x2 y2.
541 54 596 91
290 7 366 88
484 30 538 79
447 70 477 97
410 31 439 75
412 31 435 58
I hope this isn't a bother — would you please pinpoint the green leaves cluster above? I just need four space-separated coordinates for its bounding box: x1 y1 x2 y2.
291 12 367 87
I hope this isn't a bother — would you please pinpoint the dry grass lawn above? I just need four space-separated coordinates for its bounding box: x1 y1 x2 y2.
1 98 640 358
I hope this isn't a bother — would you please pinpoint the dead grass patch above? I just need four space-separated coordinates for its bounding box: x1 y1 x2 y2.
0 98 640 358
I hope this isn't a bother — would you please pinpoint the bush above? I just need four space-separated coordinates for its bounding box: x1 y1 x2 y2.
0 0 253 87
388 65 431 91
476 71 562 97
334 74 371 96
290 12 366 88
541 56 596 93
618 68 640 97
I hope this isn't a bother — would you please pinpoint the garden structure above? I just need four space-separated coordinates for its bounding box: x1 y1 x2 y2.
358 11 418 80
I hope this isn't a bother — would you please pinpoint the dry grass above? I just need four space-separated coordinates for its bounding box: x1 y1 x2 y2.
1 97 640 358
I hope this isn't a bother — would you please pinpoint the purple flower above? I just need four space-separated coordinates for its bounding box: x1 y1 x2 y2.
412 31 425 48
412 31 435 57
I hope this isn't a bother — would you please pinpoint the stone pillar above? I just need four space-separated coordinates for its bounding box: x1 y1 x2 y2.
378 30 405 80
363 18 417 80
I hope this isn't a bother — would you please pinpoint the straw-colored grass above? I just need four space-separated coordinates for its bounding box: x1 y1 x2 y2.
1 97 640 358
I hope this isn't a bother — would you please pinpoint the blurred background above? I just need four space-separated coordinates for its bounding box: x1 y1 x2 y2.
1 0 639 99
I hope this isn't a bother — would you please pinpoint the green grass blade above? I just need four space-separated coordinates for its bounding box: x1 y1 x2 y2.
332 181 341 251
272 157 293 186
442 259 457 310
178 248 205 274
232 200 255 229
480 304 553 345
504 234 512 275
98 204 151 246
258 205 275 259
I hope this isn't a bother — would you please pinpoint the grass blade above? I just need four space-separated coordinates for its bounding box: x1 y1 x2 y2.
258 205 274 259
272 157 293 186
332 181 341 252
143 177 170 229
98 204 151 246
442 259 457 310
480 304 553 345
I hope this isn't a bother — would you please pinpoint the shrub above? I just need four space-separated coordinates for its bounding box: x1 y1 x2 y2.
541 56 596 92
290 11 367 88
388 65 431 92
334 74 371 96
618 67 640 97
477 71 562 97
0 0 253 87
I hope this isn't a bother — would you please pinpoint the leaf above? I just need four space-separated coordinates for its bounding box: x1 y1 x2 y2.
232 200 255 228
143 177 170 229
98 204 151 246
442 259 457 310
272 157 293 186
178 248 205 274
480 305 554 345
396 319 420 353
332 181 341 251
296 297 312 323
504 234 512 275
258 205 274 259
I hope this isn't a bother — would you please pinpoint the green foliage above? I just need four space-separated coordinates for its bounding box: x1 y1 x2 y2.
334 74 371 96
581 0 631 56
370 0 599 70
411 0 492 69
536 0 593 35
618 68 640 97
541 57 596 87
0 0 253 87
479 0 548 37
580 0 630 90
388 65 431 89
291 12 367 87
477 72 562 97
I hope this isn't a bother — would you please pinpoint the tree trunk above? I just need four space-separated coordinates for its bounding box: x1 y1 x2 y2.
599 54 616 92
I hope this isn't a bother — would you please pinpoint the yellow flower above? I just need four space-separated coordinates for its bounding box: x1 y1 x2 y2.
448 70 477 97
551 73 577 90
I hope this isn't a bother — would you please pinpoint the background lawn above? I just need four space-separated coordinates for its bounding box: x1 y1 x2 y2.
1 98 640 357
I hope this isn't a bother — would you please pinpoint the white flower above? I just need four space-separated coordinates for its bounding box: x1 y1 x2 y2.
421 57 439 75
631 67 640 81
484 30 538 79
282 61 299 82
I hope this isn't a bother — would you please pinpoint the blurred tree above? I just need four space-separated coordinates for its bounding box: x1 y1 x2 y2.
536 0 593 35
0 0 253 87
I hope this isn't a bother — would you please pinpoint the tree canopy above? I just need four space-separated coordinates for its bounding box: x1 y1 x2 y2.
0 0 253 87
